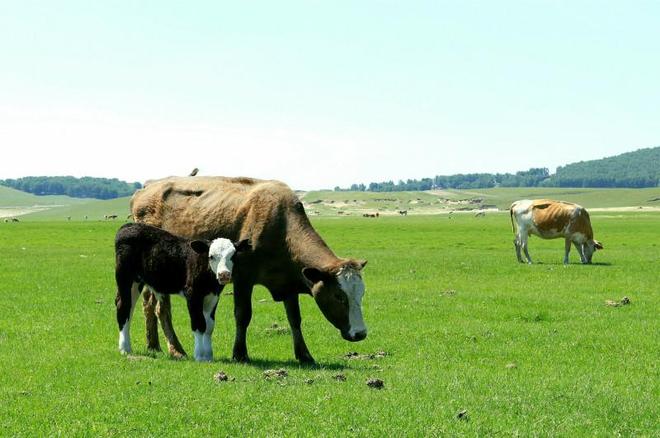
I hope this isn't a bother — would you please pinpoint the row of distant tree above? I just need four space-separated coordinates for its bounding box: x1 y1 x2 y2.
0 176 142 199
335 147 660 191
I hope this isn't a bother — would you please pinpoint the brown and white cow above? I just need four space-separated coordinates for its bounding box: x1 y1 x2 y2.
130 176 368 363
510 199 603 264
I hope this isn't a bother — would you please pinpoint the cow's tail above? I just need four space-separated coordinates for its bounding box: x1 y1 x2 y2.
509 204 516 234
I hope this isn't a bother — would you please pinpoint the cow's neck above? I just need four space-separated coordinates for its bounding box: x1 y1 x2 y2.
287 212 341 270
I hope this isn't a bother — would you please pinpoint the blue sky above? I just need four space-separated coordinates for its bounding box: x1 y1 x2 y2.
1 1 658 189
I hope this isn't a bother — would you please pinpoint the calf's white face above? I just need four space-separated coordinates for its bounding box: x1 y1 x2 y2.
208 238 237 284
191 238 251 285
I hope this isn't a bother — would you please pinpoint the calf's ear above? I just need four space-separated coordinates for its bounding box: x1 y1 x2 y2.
357 259 368 269
233 239 252 252
594 240 604 250
302 267 325 284
190 240 211 254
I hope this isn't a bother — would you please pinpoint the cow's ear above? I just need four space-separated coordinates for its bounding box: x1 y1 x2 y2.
302 267 325 284
190 240 210 254
233 239 252 252
356 259 368 269
594 240 604 250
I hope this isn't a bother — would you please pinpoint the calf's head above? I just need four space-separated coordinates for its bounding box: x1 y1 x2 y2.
303 259 368 342
191 238 251 284
582 239 604 264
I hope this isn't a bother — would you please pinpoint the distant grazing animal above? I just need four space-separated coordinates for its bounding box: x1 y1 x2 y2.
11 218 19 222
84 215 88 220
189 168 199 176
510 199 603 264
131 176 368 363
474 211 485 218
105 214 118 220
114 223 250 361
398 210 408 216
66 216 71 221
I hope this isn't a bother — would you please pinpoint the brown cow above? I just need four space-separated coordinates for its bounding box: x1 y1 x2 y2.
510 199 603 264
131 176 368 363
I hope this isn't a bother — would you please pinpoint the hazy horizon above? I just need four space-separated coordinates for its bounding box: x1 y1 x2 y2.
2 1 659 190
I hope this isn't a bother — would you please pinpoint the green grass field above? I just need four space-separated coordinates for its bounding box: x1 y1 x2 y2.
1 213 658 435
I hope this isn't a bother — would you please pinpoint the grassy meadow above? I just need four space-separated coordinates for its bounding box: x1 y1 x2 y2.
0 211 658 436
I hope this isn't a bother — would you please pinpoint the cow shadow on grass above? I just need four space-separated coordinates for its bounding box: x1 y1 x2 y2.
532 261 612 266
213 357 348 371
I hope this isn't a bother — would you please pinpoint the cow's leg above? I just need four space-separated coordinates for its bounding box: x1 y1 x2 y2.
187 294 213 362
564 238 572 265
232 281 254 362
573 242 587 264
142 287 161 352
154 293 187 358
521 234 533 264
284 295 315 364
513 235 523 263
116 281 140 354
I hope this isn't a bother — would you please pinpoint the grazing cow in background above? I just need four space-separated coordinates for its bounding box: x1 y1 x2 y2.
105 214 118 220
510 199 603 264
399 210 408 216
11 218 19 222
131 176 368 363
114 223 250 361
474 211 485 218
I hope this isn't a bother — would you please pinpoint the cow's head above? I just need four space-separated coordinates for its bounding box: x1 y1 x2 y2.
302 259 368 342
191 238 251 284
582 239 604 264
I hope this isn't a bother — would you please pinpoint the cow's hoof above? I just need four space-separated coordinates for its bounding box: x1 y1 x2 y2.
297 354 316 365
168 345 187 359
232 349 250 363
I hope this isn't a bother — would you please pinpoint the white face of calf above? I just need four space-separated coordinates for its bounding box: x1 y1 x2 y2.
191 238 251 285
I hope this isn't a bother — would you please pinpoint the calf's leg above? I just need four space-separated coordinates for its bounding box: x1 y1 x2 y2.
116 281 141 354
232 281 254 362
202 293 220 361
284 295 315 364
187 294 213 362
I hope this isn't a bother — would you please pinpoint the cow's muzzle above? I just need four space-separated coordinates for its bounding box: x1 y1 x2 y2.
341 329 367 342
217 271 232 285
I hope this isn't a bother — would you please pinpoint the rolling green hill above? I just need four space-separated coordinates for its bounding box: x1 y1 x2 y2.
303 187 660 216
3 186 659 220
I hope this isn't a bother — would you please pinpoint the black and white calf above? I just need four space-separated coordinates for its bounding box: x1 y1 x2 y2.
114 223 250 361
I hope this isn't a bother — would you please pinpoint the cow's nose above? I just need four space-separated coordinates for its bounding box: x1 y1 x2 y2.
217 272 231 284
352 330 367 341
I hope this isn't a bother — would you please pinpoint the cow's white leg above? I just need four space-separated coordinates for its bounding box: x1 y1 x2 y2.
521 234 533 264
118 282 141 354
202 294 219 361
513 236 523 262
573 242 586 263
564 238 571 265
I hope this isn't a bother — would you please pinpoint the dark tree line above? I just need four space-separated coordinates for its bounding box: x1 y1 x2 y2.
336 147 659 191
0 176 142 199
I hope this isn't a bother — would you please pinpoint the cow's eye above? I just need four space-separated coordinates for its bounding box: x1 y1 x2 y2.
209 255 215 260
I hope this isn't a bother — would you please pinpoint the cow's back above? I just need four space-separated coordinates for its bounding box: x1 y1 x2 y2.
131 176 298 242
